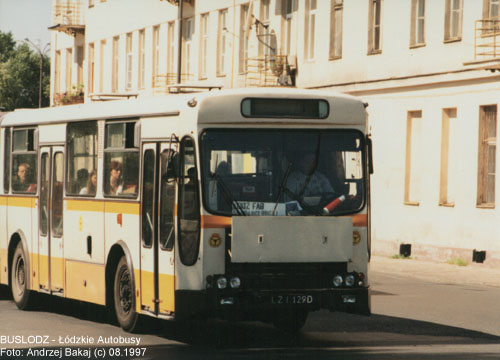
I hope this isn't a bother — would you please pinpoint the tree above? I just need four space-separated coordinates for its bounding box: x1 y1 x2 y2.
0 31 50 111
0 31 15 63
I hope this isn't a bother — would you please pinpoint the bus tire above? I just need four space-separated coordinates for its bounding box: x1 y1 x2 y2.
114 256 138 332
11 243 34 310
272 310 308 333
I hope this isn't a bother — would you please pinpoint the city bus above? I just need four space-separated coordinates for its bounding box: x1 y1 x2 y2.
0 88 372 332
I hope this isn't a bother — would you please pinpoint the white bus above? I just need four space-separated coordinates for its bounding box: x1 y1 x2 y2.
0 88 372 332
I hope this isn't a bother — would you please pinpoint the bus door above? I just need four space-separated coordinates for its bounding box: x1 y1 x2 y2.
38 146 64 294
140 142 177 315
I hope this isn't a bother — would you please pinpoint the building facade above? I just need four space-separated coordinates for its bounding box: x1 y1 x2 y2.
50 0 500 265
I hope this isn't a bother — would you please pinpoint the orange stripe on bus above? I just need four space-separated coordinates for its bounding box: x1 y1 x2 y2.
350 214 368 227
201 215 232 228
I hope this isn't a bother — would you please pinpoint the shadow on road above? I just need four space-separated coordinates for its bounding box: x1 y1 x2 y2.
2 294 499 359
0 284 11 300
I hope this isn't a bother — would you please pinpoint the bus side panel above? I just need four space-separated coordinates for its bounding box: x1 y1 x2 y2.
65 199 105 303
7 197 34 287
0 196 7 285
104 202 140 307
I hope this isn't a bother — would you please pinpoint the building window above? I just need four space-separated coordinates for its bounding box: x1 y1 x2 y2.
445 0 463 41
410 0 425 47
329 0 343 59
484 0 500 19
183 18 193 78
88 43 94 94
305 0 317 60
152 26 160 80
138 29 145 89
477 105 497 207
282 0 295 55
55 50 61 94
258 0 271 58
112 36 119 93
99 39 106 93
368 0 382 54
404 111 423 205
439 108 458 206
76 46 83 86
217 9 228 75
239 4 250 73
66 48 73 92
482 0 500 33
200 14 209 79
126 33 133 90
167 22 176 76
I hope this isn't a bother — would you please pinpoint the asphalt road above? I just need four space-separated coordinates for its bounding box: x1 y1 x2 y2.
0 270 499 359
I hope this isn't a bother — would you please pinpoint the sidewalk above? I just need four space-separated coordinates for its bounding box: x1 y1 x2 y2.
370 255 500 288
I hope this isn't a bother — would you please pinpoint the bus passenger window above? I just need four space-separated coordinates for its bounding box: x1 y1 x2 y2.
3 128 11 193
11 128 37 194
160 149 176 251
178 137 200 265
52 152 64 237
66 121 98 196
142 150 155 247
104 121 139 198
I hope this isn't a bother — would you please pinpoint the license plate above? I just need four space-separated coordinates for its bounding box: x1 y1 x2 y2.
270 294 314 305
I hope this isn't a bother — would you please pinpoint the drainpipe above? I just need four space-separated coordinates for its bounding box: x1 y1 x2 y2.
177 0 183 84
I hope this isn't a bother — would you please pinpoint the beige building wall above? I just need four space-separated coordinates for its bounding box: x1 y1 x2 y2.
49 0 500 265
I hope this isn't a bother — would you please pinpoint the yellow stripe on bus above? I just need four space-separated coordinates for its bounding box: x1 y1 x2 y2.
105 202 140 215
66 199 105 212
0 248 7 285
8 197 36 208
0 196 7 206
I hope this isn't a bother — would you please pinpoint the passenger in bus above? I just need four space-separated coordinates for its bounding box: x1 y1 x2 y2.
107 160 123 195
80 170 97 195
13 163 36 192
286 152 334 199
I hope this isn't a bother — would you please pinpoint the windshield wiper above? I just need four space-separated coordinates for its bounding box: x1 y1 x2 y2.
273 162 292 215
212 172 246 216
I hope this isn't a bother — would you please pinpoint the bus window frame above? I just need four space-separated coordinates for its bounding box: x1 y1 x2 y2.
103 119 140 199
65 120 98 198
177 135 201 266
11 127 38 195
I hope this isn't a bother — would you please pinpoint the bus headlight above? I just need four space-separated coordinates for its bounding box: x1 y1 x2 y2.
229 276 241 289
216 277 227 289
333 275 343 287
345 274 355 287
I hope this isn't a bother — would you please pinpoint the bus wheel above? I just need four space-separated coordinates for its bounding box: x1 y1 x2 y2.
272 310 308 333
11 243 33 310
114 257 138 332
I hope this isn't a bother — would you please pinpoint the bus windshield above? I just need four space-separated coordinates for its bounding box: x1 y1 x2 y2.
200 129 365 216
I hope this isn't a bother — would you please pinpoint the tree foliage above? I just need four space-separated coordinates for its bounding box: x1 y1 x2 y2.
0 31 50 111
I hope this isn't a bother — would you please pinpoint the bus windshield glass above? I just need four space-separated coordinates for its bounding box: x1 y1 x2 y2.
200 129 365 216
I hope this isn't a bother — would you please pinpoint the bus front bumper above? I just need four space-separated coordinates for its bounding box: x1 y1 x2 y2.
175 287 370 319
